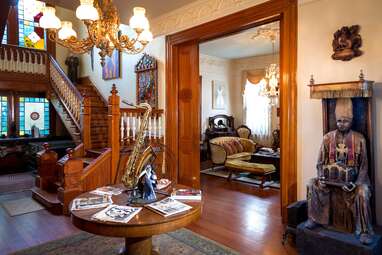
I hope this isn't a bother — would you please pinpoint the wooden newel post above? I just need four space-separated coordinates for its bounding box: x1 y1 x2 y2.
36 143 58 191
108 84 120 183
82 93 92 151
57 148 83 215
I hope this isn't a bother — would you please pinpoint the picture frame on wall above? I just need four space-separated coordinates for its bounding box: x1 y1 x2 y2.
135 54 158 108
102 49 121 80
212 80 227 110
102 31 122 80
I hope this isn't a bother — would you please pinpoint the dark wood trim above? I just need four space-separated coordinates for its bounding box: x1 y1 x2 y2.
0 1 11 45
0 80 49 92
165 0 298 222
7 5 18 46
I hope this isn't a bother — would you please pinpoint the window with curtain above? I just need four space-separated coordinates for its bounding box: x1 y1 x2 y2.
18 0 46 49
18 97 50 136
243 79 272 145
0 96 9 136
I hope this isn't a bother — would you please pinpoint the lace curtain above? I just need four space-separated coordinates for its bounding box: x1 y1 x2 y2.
243 79 272 146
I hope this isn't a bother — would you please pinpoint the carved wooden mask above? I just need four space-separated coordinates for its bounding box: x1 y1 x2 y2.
331 25 363 61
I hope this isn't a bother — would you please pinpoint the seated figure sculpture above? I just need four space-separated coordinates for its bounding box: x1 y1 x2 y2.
305 98 374 245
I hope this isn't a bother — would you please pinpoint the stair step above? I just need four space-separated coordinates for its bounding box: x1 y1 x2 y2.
32 187 62 215
91 126 108 130
86 148 108 157
91 132 108 136
91 142 109 148
81 157 96 166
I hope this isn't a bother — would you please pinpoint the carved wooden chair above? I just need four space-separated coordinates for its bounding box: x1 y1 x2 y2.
236 125 251 139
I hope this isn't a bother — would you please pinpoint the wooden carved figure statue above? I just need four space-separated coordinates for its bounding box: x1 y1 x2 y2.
65 54 79 84
305 98 374 245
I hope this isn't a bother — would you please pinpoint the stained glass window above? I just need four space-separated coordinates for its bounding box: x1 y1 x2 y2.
2 25 7 45
0 97 8 136
18 0 46 49
18 97 49 136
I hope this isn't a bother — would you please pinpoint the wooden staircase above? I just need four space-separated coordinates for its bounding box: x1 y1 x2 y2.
32 143 112 215
30 57 115 215
0 44 165 215
76 77 109 148
0 44 116 215
49 90 82 144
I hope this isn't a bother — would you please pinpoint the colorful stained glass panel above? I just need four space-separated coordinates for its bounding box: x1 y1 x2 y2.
0 97 8 136
18 0 46 49
18 97 49 136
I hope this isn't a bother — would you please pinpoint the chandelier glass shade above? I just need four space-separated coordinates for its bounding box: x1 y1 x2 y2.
252 24 280 106
39 0 153 66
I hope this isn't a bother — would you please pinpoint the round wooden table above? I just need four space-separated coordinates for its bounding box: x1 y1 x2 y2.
71 185 202 255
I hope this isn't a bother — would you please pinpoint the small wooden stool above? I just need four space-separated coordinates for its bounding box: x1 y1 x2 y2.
225 159 276 188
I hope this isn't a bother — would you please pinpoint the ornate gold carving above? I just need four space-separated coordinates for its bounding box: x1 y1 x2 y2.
151 0 267 36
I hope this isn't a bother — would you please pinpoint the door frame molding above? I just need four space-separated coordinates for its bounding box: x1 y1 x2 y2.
165 0 297 221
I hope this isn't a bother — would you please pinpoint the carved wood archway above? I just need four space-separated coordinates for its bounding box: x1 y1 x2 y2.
165 0 298 222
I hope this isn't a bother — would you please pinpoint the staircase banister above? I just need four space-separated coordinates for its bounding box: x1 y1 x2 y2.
120 108 164 115
0 43 48 54
48 54 83 101
50 82 82 132
80 148 112 181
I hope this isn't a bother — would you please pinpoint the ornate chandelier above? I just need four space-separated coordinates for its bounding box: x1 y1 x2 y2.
251 24 280 105
39 0 153 66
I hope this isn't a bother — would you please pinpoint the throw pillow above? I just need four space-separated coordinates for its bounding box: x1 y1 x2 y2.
222 142 234 155
228 140 238 154
232 139 244 153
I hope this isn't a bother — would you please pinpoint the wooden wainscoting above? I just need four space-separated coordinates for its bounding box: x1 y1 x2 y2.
165 0 298 222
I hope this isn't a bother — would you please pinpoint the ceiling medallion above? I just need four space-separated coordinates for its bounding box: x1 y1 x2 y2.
39 0 153 66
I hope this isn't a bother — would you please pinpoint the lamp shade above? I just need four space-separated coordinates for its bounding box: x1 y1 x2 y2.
129 7 149 32
138 30 153 44
76 0 99 21
58 21 77 40
39 7 61 29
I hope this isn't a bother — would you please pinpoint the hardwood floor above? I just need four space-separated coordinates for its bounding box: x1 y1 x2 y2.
0 191 80 254
189 174 296 255
0 175 296 255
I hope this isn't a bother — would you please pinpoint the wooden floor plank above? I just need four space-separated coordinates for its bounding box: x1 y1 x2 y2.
0 174 296 255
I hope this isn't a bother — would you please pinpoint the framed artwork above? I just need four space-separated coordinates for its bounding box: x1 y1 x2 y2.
102 49 121 80
135 54 158 108
212 80 227 109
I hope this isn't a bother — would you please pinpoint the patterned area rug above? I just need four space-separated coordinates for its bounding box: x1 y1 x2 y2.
11 228 239 255
1 197 44 216
201 167 280 189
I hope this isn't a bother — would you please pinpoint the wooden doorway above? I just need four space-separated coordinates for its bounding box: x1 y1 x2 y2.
165 0 297 222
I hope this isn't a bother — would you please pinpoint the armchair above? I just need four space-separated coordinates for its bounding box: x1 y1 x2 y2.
236 125 251 139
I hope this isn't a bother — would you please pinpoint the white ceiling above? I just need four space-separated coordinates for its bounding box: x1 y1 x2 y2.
43 0 197 23
199 21 280 59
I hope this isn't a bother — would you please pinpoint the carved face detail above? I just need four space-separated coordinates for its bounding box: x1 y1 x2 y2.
332 25 363 61
336 117 352 133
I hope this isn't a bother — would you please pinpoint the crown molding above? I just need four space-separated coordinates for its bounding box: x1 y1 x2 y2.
151 0 268 36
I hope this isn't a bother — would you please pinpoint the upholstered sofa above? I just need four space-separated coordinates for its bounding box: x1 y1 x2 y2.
209 136 256 166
